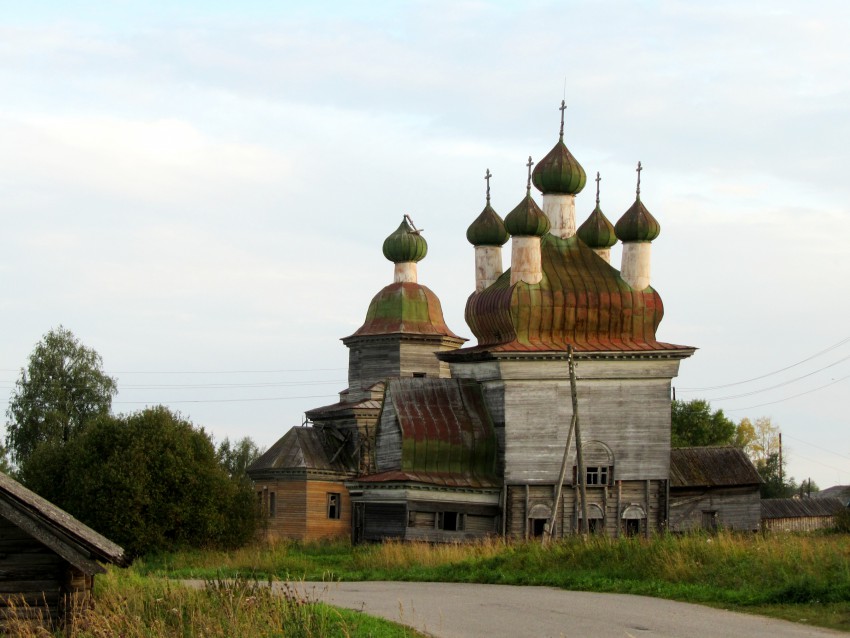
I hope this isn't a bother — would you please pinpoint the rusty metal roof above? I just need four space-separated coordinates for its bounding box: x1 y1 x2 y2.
0 471 127 573
347 282 464 340
670 447 762 488
369 377 498 488
247 426 354 475
462 234 691 353
761 497 845 519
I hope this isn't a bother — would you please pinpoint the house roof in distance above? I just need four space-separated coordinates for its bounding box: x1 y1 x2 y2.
0 471 127 574
670 447 762 488
761 497 845 519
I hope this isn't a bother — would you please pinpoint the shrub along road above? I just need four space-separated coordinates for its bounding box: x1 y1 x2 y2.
291 581 843 638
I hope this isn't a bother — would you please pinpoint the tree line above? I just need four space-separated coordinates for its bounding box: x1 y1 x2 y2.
2 327 265 556
671 398 814 498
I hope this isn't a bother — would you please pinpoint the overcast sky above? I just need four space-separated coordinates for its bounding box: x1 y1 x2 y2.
2 1 848 489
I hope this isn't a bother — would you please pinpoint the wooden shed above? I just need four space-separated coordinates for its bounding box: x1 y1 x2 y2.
0 472 127 627
761 497 845 533
668 447 762 532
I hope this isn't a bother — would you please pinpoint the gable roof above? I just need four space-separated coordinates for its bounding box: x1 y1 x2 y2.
247 426 355 476
761 497 845 519
670 447 762 488
364 377 498 488
0 472 127 575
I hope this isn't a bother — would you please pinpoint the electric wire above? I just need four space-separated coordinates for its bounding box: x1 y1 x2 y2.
677 335 850 392
720 373 850 412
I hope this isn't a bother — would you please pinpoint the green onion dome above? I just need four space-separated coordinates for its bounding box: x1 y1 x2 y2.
467 203 510 246
531 139 587 195
382 217 428 263
504 192 550 237
614 197 661 242
577 204 617 249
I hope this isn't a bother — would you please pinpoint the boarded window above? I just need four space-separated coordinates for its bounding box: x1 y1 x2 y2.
702 510 718 531
327 493 341 520
408 511 436 528
269 492 276 518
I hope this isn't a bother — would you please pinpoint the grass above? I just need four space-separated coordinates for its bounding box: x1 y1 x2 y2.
139 531 850 632
1 568 427 638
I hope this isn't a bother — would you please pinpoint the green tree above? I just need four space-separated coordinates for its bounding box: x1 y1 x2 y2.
5 327 116 469
217 436 264 482
30 406 259 556
671 399 736 447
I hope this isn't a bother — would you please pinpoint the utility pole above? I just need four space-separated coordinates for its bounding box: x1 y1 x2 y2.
568 347 588 536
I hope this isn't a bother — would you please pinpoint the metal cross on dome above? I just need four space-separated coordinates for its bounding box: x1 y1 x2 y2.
636 161 643 198
485 168 492 204
595 171 601 206
526 156 534 192
559 100 567 139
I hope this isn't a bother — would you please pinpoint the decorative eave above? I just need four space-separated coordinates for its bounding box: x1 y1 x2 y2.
439 346 697 363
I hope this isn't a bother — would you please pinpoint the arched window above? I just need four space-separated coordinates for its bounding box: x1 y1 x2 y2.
621 504 646 537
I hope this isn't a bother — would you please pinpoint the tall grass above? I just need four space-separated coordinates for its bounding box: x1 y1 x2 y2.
141 531 850 630
1 569 424 638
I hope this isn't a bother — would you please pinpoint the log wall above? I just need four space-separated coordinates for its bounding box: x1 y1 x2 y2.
669 487 761 532
254 478 351 541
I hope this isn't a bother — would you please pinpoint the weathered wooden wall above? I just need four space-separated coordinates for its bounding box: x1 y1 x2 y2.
669 487 761 532
451 357 681 487
375 391 402 472
762 516 837 533
346 336 457 398
505 479 666 539
254 478 350 541
0 516 88 627
305 481 351 539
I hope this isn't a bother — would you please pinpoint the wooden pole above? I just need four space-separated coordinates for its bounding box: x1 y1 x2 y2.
568 346 589 536
544 412 576 544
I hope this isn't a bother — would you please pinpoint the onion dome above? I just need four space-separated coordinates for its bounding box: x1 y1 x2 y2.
504 157 551 237
615 162 661 242
467 169 510 246
531 101 587 195
467 203 510 246
382 216 428 263
578 204 617 248
577 172 617 248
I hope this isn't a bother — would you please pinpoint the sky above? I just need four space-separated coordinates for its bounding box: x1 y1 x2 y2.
1 0 849 489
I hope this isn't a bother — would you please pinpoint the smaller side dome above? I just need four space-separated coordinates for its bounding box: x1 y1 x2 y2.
467 203 509 246
577 204 617 248
615 162 660 242
504 192 550 237
383 217 428 263
615 198 661 242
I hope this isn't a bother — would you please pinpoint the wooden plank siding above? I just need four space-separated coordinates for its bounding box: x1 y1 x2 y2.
669 487 761 532
762 515 838 533
505 479 666 539
254 478 350 541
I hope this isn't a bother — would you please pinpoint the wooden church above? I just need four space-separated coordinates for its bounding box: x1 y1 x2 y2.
248 103 696 541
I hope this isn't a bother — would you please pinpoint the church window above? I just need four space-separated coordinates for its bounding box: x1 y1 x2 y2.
327 493 341 519
585 466 610 486
412 372 426 378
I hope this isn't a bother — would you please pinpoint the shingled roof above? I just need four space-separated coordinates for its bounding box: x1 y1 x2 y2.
247 426 356 478
0 472 127 575
761 497 845 519
670 447 762 488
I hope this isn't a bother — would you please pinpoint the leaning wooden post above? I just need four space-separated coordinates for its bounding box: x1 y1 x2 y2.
569 346 589 536
544 411 576 544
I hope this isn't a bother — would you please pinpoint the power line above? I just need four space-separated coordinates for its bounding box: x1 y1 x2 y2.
721 373 850 412
113 393 339 405
677 336 850 392
702 353 850 401
782 433 850 462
